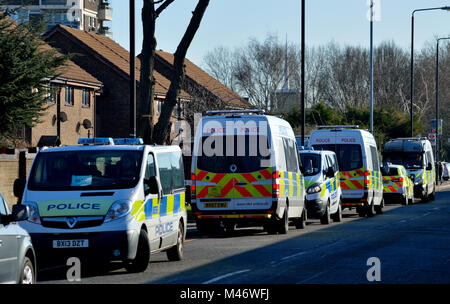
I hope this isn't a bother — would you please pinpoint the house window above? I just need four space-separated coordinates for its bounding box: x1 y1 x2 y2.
46 84 56 104
65 86 74 106
156 100 162 114
82 89 91 108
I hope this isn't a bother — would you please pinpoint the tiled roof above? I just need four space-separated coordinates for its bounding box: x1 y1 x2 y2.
40 43 102 86
50 25 188 98
156 50 250 108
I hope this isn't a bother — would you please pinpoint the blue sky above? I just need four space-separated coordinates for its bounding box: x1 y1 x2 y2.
109 0 450 67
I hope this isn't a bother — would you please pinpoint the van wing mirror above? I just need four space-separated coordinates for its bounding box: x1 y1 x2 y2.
12 204 29 222
13 178 26 199
145 176 160 196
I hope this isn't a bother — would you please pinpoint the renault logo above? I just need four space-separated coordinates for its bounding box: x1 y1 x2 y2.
66 217 78 229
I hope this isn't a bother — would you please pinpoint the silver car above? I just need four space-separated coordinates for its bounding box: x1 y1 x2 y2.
0 192 36 284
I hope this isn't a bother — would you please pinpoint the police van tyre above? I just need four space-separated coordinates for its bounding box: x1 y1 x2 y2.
402 194 408 206
20 257 35 284
167 221 184 261
366 200 375 217
332 201 342 222
293 208 306 229
278 207 289 234
429 185 436 201
375 199 384 215
125 229 150 273
320 201 331 225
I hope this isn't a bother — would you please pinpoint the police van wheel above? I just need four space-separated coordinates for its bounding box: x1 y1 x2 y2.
125 229 150 273
167 221 184 261
357 207 366 217
375 199 384 215
429 186 435 201
278 208 289 234
366 201 375 217
332 203 342 223
294 209 306 229
320 202 331 225
401 195 408 206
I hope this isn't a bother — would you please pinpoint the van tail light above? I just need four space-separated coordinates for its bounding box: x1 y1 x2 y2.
364 171 370 190
191 173 196 199
398 177 404 182
272 171 280 198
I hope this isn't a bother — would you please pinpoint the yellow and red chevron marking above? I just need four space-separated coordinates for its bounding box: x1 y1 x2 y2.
194 167 273 198
382 176 403 193
339 168 366 190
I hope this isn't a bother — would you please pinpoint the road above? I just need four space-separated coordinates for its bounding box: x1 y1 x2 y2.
38 183 450 284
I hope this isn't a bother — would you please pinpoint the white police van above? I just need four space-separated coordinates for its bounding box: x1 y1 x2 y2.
191 110 306 235
14 138 187 273
309 126 384 217
299 148 342 224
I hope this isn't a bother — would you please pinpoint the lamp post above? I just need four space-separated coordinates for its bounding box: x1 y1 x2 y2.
435 37 450 181
369 0 374 134
301 0 305 146
410 6 450 137
129 0 136 138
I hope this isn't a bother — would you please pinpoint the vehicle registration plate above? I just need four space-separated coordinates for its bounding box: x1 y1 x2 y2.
204 202 228 209
53 239 89 248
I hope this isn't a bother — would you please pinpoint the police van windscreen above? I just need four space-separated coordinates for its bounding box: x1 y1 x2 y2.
28 150 144 191
383 152 424 169
299 153 321 176
312 144 362 172
196 135 270 173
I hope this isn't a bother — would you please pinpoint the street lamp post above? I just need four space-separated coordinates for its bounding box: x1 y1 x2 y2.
130 0 136 138
410 6 450 137
369 0 374 134
301 0 305 147
435 37 450 181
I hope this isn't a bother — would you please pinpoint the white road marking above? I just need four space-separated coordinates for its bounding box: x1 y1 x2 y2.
202 269 251 284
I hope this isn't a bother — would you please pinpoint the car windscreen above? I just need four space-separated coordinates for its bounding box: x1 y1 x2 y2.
196 135 270 173
313 144 362 172
299 153 321 176
28 150 144 191
383 152 424 169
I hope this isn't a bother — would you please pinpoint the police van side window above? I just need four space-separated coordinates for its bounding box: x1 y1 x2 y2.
283 138 299 173
370 146 380 171
158 153 173 195
157 152 185 195
170 152 185 192
276 138 287 172
144 153 156 194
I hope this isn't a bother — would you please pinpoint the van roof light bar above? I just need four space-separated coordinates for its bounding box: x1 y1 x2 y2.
205 110 265 116
78 138 114 145
113 138 144 145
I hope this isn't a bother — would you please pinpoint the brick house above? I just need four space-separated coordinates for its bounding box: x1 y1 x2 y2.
44 24 250 141
29 44 103 147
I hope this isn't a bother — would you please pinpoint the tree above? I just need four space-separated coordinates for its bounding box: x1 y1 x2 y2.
138 0 210 145
0 13 67 142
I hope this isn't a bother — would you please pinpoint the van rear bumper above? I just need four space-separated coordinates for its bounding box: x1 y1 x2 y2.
341 192 368 208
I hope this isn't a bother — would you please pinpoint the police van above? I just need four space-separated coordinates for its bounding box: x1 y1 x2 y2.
299 149 342 224
309 126 384 217
382 138 435 202
191 110 306 235
381 164 414 205
14 138 187 273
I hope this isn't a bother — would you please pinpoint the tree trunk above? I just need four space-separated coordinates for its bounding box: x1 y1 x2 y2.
152 0 210 145
138 0 157 144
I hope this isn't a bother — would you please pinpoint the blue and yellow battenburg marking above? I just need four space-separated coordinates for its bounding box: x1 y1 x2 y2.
278 171 304 198
131 192 186 222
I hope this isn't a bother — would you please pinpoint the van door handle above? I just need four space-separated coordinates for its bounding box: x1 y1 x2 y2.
235 182 247 186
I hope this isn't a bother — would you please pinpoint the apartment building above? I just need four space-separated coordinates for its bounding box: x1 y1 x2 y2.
0 0 113 37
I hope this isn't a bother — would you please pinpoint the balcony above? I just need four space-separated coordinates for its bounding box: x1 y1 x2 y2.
98 5 112 21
